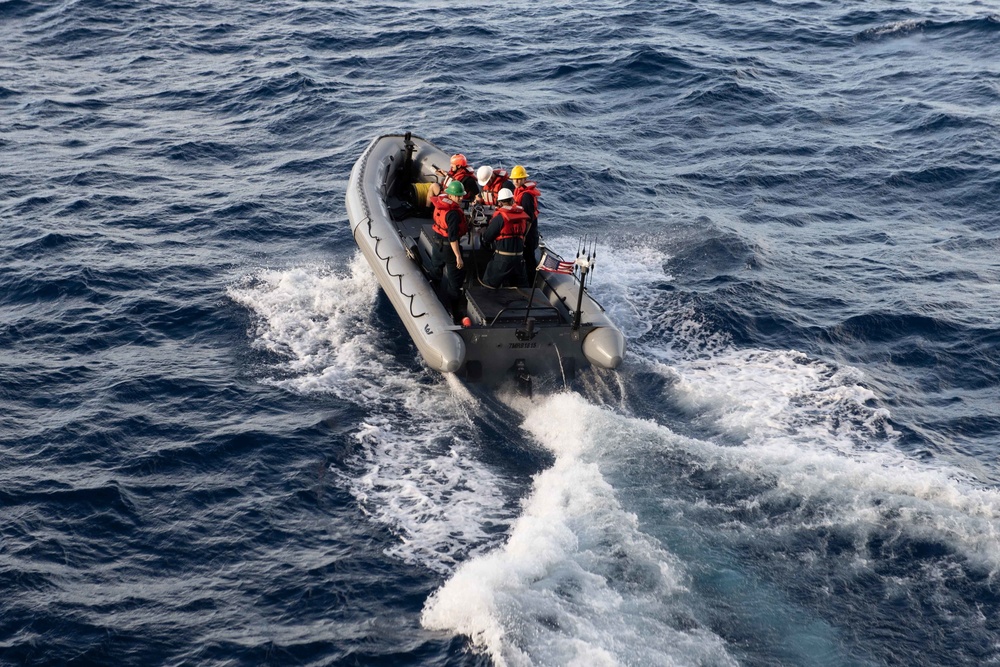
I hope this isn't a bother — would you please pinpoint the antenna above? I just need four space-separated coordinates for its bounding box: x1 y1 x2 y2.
572 236 590 331
590 237 598 286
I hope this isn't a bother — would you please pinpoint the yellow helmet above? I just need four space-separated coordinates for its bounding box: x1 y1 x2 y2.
510 165 528 179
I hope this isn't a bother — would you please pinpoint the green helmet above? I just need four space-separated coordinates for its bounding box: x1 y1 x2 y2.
445 180 466 197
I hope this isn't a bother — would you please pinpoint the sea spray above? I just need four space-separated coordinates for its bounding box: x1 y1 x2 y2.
229 257 514 572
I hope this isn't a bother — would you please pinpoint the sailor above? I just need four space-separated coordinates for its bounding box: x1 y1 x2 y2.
481 188 529 288
430 180 470 312
473 165 515 207
510 164 542 282
429 153 480 202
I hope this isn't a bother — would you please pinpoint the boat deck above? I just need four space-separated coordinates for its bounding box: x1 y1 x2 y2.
396 214 566 327
465 280 563 326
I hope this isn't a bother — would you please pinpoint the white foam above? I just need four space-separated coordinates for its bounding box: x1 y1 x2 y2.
226 255 383 393
861 19 928 39
228 256 511 573
569 236 1000 574
639 320 1000 574
423 392 738 667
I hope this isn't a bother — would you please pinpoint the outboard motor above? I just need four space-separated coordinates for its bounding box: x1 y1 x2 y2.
514 359 532 397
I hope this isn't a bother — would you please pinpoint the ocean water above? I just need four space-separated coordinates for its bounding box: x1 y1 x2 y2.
2 1 999 665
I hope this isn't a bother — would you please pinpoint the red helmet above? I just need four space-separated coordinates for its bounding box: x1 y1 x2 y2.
450 153 467 168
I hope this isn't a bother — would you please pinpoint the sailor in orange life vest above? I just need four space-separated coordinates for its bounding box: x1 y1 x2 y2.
427 153 480 202
510 164 541 282
473 165 515 207
429 180 470 312
481 188 529 288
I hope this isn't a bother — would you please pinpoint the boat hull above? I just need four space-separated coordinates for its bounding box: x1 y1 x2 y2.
346 135 465 373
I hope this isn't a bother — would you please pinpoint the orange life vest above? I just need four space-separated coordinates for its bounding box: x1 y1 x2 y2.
514 181 541 218
446 165 475 183
431 196 469 239
479 169 510 206
444 166 476 200
494 205 529 241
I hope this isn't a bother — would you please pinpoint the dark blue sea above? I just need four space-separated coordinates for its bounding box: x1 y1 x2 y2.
3 1 1000 665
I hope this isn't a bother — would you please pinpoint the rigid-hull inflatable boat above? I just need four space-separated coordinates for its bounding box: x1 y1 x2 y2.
345 133 625 391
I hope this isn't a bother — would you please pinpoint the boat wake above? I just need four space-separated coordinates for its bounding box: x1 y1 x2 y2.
230 245 1000 665
422 391 739 667
228 255 513 573
647 337 1000 576
423 239 1000 665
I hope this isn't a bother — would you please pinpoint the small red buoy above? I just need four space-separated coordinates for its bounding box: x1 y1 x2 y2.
461 317 472 328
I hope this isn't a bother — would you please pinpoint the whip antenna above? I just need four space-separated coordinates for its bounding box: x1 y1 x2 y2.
589 237 597 286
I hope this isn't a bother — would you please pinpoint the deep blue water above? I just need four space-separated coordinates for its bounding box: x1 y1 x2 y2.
3 1 1000 665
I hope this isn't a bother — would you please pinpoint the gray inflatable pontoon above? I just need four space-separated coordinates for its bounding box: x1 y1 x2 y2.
345 133 625 391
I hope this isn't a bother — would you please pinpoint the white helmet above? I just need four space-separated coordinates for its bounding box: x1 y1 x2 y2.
497 188 514 202
476 165 494 187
